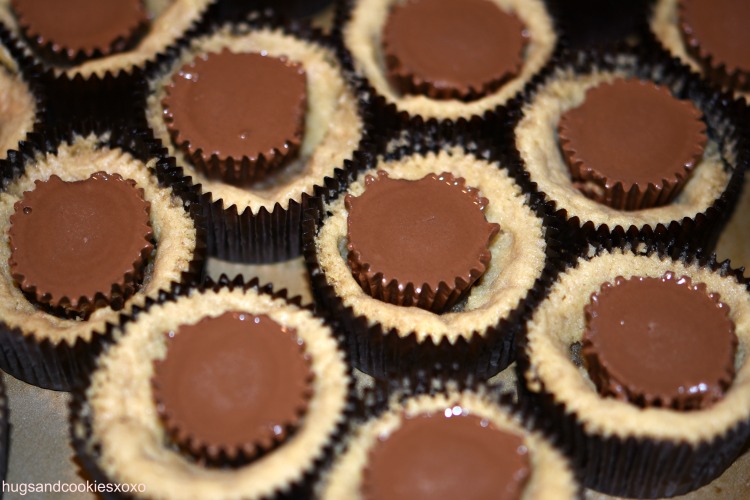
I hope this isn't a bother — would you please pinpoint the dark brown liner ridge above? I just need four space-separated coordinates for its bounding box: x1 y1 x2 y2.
68 275 357 500
332 0 566 133
302 122 572 382
0 377 7 486
0 120 207 392
503 44 750 255
138 9 381 263
515 240 750 498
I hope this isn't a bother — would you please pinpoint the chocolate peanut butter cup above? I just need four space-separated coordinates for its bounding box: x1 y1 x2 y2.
651 0 750 99
70 282 353 499
11 0 148 65
0 127 204 391
153 311 313 462
162 49 308 186
8 172 154 318
363 413 530 500
381 0 527 102
558 78 707 211
304 132 559 379
345 171 499 313
0 0 211 78
320 390 579 500
144 18 369 262
511 48 746 251
517 248 750 497
339 0 557 123
679 0 750 91
582 273 736 410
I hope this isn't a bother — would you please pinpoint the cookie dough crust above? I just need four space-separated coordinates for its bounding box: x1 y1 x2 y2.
315 148 547 343
83 288 350 500
0 65 35 157
344 0 556 120
320 391 578 500
0 0 211 78
524 250 750 442
0 135 197 345
515 68 730 230
146 26 364 214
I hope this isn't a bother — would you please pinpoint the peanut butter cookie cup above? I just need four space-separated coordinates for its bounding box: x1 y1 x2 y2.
142 14 373 262
0 123 205 390
320 388 580 500
304 129 564 379
510 47 747 253
517 246 750 497
70 278 354 499
336 0 558 127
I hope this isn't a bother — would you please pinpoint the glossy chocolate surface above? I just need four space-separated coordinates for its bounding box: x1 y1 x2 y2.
680 0 750 89
8 172 153 313
12 0 147 59
162 50 307 173
583 274 737 410
363 412 530 500
382 0 527 100
152 311 313 459
345 172 498 312
558 79 706 209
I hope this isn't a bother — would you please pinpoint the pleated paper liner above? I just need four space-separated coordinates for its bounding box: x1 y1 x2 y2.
0 21 45 159
0 376 7 487
69 275 356 500
319 378 582 500
332 0 562 134
545 0 652 50
0 120 206 391
504 44 749 255
137 10 380 263
0 0 216 127
515 241 750 498
215 0 336 22
303 123 572 382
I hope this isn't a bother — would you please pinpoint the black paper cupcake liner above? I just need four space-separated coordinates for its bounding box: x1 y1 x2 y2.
69 275 356 500
0 120 207 391
303 122 572 382
332 0 562 133
505 44 749 255
0 375 7 489
139 10 380 264
545 0 652 50
216 0 336 21
515 241 750 498
0 0 216 127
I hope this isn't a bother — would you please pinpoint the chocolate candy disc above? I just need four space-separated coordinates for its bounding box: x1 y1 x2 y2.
363 412 530 500
558 78 707 210
382 0 527 101
162 49 308 185
582 273 737 410
152 311 313 460
346 171 499 313
12 0 148 62
8 172 153 316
